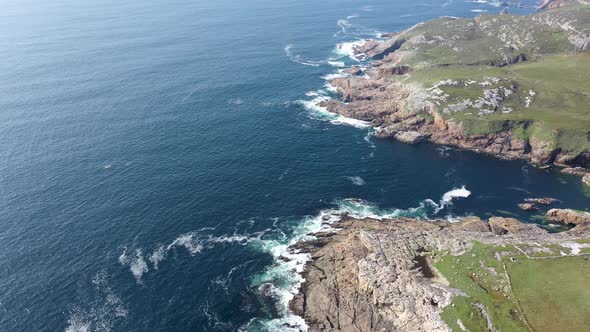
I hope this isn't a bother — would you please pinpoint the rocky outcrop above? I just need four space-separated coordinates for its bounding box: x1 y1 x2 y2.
562 166 588 176
546 208 590 225
518 203 538 211
524 197 559 205
324 75 564 164
394 131 425 144
561 167 590 186
290 216 590 332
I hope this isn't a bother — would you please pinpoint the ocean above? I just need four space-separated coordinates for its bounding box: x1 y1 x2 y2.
0 0 587 331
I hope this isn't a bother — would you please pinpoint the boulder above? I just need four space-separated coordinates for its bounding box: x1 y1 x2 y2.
546 209 590 225
583 173 590 186
518 203 538 211
488 217 540 234
562 167 588 177
343 66 364 76
394 131 425 144
524 197 559 205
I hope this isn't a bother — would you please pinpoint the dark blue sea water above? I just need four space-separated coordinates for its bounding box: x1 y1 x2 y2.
1 0 588 331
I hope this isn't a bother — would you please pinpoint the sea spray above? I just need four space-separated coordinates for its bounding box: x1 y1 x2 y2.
119 231 257 282
298 96 372 129
248 212 341 331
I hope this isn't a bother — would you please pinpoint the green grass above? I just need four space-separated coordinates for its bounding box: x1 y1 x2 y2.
435 242 529 332
385 1 590 154
435 241 590 331
507 256 590 331
408 53 590 153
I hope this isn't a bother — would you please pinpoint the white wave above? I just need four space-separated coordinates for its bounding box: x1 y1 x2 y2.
207 234 251 244
284 44 322 67
471 9 488 13
364 131 376 149
119 231 256 281
249 211 341 331
118 248 148 283
228 98 244 105
167 232 205 255
434 186 471 213
65 273 127 332
337 19 353 35
467 0 496 4
441 186 471 204
442 0 454 7
335 40 368 62
327 60 346 68
148 246 166 269
324 82 338 93
298 96 372 129
321 73 347 81
331 116 371 128
347 176 367 186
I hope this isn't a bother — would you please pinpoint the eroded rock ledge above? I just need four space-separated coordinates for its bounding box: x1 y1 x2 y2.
289 216 590 331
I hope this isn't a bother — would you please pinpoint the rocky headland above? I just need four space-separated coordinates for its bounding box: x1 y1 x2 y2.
323 0 590 184
289 215 590 331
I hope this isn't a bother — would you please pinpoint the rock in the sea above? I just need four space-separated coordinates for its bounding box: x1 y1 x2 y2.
518 203 538 211
562 167 588 177
524 197 559 205
394 131 425 144
583 173 590 186
499 8 509 15
546 208 590 225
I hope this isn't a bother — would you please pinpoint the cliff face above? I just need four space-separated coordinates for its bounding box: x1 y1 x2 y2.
289 216 590 331
324 1 590 174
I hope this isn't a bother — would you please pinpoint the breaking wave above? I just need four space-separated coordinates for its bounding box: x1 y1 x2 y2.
284 44 324 67
119 230 257 283
298 94 372 129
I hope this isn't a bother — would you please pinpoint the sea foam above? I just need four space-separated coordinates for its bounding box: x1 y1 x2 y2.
65 273 127 332
335 40 368 61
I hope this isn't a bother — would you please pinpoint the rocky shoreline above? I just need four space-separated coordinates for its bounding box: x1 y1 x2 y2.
288 215 590 331
321 0 590 184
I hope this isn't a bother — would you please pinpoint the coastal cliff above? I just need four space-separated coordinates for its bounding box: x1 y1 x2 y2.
324 0 590 181
289 216 590 331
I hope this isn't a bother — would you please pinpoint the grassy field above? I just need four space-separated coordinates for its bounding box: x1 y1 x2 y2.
406 53 590 153
508 256 590 331
381 2 590 155
434 241 590 331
